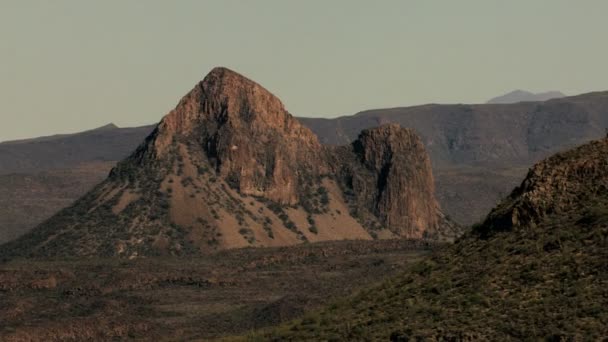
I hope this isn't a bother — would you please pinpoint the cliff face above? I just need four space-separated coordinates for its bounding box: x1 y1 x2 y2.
119 67 324 205
151 67 324 204
1 67 456 258
330 124 445 239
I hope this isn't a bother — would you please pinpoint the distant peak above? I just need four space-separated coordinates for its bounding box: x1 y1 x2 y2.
94 123 119 131
487 90 565 104
506 89 533 96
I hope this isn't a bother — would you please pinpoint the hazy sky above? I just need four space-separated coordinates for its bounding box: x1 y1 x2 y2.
1 1 607 141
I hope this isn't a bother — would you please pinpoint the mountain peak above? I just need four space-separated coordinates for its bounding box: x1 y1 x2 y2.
200 66 264 98
132 66 323 203
94 123 119 131
199 66 287 123
203 66 252 85
487 90 565 104
154 67 294 145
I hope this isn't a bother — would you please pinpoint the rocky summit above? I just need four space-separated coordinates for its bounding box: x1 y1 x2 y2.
0 67 457 258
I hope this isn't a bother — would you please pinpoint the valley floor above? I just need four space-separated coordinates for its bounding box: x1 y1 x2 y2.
0 239 435 341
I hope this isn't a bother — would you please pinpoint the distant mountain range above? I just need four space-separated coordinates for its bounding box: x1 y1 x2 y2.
487 89 565 104
0 123 154 175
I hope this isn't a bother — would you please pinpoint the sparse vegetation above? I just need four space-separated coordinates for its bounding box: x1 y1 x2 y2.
0 240 431 340
238 227 255 244
249 205 608 340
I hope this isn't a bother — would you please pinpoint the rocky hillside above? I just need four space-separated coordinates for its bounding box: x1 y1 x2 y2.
479 137 608 235
0 68 456 258
254 137 608 340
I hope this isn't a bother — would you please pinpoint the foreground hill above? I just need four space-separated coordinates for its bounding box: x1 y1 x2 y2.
251 137 608 340
0 67 456 258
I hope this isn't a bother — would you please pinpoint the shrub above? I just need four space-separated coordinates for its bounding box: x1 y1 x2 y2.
307 215 315 226
285 221 297 231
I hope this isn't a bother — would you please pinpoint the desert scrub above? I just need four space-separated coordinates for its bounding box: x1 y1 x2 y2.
238 228 255 244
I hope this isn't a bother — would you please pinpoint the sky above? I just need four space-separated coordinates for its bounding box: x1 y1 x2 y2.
1 1 607 141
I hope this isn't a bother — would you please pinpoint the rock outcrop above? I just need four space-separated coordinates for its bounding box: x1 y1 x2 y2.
478 136 608 235
330 124 453 239
1 67 456 258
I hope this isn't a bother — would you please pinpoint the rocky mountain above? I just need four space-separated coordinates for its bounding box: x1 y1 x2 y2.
0 67 456 258
258 136 608 340
487 89 565 104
